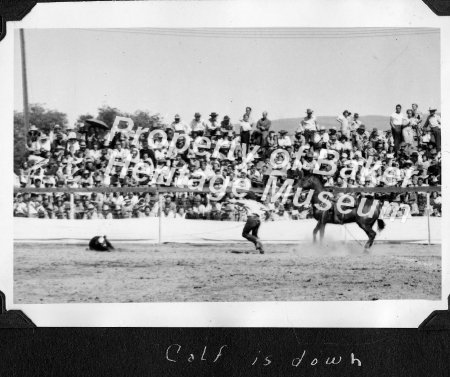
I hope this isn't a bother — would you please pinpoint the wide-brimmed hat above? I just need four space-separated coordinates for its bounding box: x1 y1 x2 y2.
194 112 201 117
279 130 288 135
429 107 437 112
306 108 313 114
29 125 38 132
209 112 218 117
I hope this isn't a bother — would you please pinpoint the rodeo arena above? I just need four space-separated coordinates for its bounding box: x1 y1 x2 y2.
14 104 442 303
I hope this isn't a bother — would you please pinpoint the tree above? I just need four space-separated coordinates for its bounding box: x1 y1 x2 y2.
127 110 164 130
96 106 164 129
96 106 124 127
14 104 68 172
27 103 68 133
77 113 95 124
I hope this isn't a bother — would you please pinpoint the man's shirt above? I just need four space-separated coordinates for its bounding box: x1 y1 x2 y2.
300 116 318 132
190 119 207 132
256 118 271 132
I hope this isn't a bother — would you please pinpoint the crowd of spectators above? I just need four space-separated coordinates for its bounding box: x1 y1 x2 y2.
14 104 442 220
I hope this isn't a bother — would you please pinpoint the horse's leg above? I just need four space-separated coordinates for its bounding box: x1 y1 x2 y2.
313 221 321 243
319 223 326 243
357 221 376 250
367 222 378 248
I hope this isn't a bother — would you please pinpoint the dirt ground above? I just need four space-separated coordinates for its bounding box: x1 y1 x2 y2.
14 241 440 303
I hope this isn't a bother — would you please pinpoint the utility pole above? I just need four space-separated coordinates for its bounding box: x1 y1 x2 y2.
20 29 30 130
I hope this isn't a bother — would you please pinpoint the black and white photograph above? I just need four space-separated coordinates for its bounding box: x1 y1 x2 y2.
12 24 442 305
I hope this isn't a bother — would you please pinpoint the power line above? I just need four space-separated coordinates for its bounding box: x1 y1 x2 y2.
104 27 437 34
78 28 438 39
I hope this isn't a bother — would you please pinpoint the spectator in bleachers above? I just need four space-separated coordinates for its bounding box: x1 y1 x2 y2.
14 104 441 220
253 111 271 146
299 108 319 144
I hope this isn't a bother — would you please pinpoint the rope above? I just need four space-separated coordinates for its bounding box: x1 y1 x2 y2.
342 225 366 248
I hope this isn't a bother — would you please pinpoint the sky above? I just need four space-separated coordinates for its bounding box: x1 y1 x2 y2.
14 28 440 125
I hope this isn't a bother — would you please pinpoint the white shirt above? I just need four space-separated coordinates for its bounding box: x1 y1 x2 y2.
172 121 190 133
239 120 252 132
278 135 292 147
391 112 405 126
88 149 102 160
111 148 129 160
190 119 207 132
230 199 270 220
427 114 441 129
301 116 318 132
337 115 351 137
206 120 220 132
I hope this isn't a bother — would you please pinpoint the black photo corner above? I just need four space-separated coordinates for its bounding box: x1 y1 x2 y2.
1 0 450 376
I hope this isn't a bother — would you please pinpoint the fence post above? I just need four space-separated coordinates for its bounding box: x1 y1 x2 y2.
70 193 75 220
158 189 162 244
427 193 431 246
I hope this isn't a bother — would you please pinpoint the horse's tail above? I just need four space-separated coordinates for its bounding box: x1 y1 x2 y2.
377 219 386 232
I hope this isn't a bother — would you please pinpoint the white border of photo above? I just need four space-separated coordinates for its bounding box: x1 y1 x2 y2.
0 0 448 327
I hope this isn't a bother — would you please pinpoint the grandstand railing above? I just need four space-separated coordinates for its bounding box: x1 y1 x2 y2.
12 184 442 194
14 184 441 245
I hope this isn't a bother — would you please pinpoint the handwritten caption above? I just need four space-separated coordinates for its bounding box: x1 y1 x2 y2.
165 344 362 368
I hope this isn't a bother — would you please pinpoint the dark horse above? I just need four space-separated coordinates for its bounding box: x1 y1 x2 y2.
297 174 385 250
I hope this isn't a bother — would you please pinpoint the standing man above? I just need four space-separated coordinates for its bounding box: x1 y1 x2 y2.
424 107 441 151
231 199 270 254
300 108 319 144
411 103 423 145
351 113 362 131
253 111 272 146
239 113 253 153
411 103 423 123
243 106 254 125
390 104 405 151
337 110 352 139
